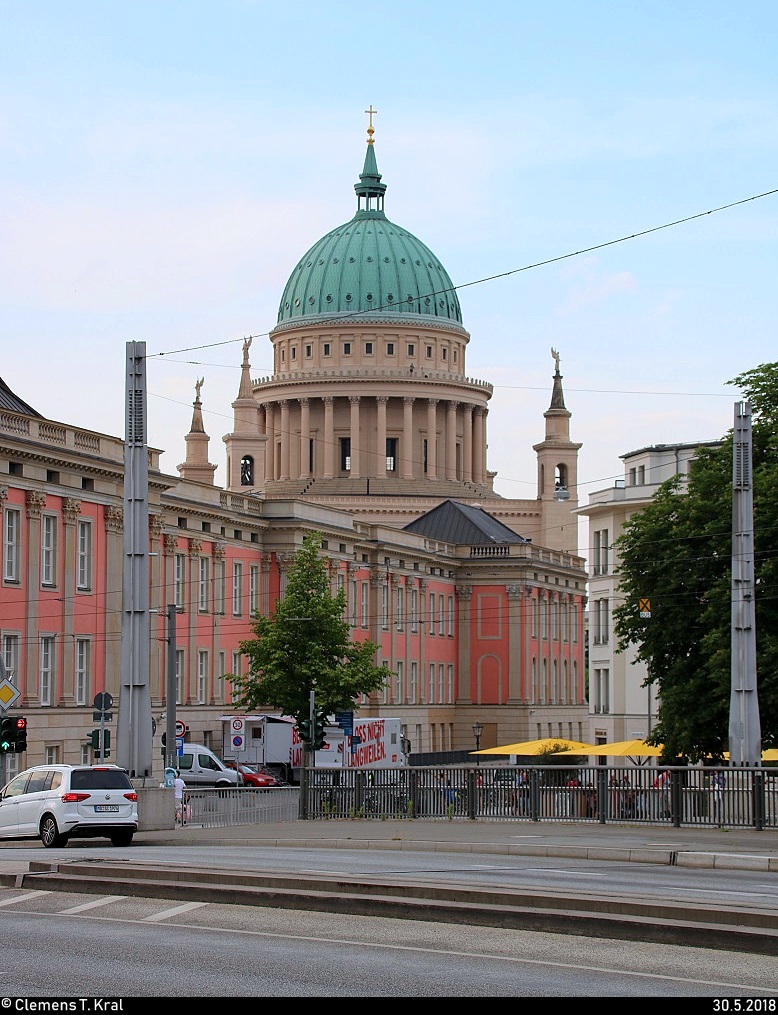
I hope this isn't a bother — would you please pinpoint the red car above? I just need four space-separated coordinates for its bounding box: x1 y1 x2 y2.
224 761 279 787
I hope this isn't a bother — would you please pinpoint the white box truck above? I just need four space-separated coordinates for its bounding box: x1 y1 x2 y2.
221 714 296 781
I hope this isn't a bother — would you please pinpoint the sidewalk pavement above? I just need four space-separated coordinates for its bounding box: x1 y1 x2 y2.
133 818 778 871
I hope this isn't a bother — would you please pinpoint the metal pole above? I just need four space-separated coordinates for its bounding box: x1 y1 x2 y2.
166 604 177 772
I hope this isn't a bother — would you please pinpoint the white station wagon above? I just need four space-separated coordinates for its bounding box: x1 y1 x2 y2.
0 764 138 848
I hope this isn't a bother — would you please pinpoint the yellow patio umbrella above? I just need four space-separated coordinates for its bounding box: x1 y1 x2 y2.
722 749 778 762
471 738 598 756
555 739 665 757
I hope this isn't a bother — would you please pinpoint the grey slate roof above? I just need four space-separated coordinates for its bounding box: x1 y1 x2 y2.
0 377 42 417
403 499 528 545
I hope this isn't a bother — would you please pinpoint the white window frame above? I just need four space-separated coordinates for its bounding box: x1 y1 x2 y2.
3 506 21 583
410 588 418 633
75 638 90 706
76 519 92 591
410 661 417 703
447 596 454 636
174 553 186 609
438 596 445 636
428 593 435 635
428 663 435 703
2 633 20 684
249 564 259 615
360 581 369 628
198 556 210 612
197 650 209 704
39 635 55 706
232 561 243 617
395 660 404 703
396 586 404 632
176 648 185 705
381 582 389 629
41 514 57 587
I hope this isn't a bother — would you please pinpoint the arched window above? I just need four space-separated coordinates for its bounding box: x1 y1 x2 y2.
240 455 254 486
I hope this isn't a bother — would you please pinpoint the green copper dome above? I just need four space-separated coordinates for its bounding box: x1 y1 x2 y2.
276 139 463 328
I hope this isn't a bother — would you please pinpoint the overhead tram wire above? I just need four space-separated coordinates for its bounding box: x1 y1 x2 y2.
147 186 778 361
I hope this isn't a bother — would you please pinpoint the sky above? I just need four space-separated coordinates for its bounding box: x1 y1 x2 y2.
2 1 777 557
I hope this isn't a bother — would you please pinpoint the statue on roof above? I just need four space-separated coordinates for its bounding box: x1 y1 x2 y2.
242 336 252 365
551 347 561 373
194 377 204 401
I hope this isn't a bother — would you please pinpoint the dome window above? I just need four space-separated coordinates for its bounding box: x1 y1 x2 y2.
383 257 390 263
295 299 301 307
308 297 315 304
326 295 333 303
333 257 339 263
415 260 422 266
318 259 325 265
425 297 431 305
306 261 312 267
345 294 352 302
387 294 394 303
366 294 373 301
349 257 356 263
400 258 407 264
366 256 373 262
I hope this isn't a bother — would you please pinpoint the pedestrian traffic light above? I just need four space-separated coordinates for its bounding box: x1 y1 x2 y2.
13 717 27 753
86 729 100 751
0 716 15 753
312 711 327 751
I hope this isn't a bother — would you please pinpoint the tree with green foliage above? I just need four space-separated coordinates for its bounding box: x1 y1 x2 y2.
612 362 778 762
227 531 389 739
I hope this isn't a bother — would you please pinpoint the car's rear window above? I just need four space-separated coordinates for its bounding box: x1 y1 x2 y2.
70 770 133 790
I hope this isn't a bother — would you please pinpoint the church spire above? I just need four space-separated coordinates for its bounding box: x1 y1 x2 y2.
354 105 386 215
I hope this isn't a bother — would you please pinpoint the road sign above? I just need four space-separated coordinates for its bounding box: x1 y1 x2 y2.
232 734 245 751
175 737 184 756
639 598 652 618
175 720 186 738
93 692 113 712
231 717 244 733
0 678 21 711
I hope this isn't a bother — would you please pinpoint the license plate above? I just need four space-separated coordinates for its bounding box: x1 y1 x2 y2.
94 805 119 813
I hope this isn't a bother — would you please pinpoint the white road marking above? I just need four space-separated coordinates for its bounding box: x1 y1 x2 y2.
144 901 210 921
0 890 52 906
59 895 126 913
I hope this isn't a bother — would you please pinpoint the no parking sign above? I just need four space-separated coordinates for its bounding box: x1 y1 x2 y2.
231 716 246 752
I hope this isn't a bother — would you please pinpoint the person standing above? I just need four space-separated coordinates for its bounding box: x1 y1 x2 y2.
174 770 187 824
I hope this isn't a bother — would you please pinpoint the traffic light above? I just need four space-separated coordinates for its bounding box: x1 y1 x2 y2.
298 719 312 745
13 717 27 753
102 730 111 758
86 729 100 752
0 716 15 753
312 711 327 751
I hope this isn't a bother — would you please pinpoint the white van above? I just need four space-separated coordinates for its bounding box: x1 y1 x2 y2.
177 744 242 787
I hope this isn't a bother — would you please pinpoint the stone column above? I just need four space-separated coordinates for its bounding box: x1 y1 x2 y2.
349 396 360 479
24 492 46 704
402 397 414 479
299 398 310 479
446 401 458 480
264 404 275 481
473 407 486 485
463 405 473 483
279 400 290 481
506 584 524 703
376 396 388 478
456 585 472 704
323 396 335 478
426 399 438 480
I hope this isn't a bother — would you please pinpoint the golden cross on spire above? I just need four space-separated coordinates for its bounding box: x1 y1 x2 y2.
365 104 378 144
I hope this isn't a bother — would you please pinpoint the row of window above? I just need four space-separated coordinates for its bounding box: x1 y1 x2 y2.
0 632 243 710
3 507 93 590
279 340 458 364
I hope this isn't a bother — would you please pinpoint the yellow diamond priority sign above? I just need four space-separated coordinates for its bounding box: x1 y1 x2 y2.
0 678 21 709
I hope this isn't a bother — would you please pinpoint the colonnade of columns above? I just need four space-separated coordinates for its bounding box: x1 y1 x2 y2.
260 393 489 485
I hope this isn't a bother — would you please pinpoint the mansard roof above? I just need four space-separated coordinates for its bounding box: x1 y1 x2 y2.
0 376 42 417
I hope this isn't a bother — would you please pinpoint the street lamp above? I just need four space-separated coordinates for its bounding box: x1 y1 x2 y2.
472 722 483 765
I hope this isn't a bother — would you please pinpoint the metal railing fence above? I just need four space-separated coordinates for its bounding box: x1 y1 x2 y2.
178 765 777 830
